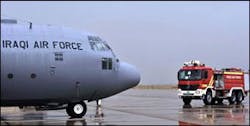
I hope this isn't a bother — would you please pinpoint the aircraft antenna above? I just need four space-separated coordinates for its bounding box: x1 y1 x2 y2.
2 15 33 29
29 22 32 29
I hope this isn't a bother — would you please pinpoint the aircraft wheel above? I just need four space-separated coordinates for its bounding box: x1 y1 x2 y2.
228 91 236 104
203 90 214 105
236 91 244 104
183 97 192 105
66 101 87 118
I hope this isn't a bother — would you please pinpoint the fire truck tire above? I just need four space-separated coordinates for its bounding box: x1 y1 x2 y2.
236 91 244 104
183 98 192 105
228 91 236 104
203 91 214 105
217 99 223 104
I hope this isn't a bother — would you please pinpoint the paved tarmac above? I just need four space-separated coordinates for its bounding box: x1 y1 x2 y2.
1 89 249 125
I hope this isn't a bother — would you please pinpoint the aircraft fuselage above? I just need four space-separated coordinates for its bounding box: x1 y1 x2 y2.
1 21 140 109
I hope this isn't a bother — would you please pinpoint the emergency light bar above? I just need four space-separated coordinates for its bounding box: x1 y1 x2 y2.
184 60 205 66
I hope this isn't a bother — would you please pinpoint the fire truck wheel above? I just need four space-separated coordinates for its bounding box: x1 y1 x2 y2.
203 91 214 105
217 99 223 104
236 91 244 104
183 98 192 105
228 91 236 104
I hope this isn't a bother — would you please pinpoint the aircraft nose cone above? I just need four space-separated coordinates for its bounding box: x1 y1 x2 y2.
119 62 141 89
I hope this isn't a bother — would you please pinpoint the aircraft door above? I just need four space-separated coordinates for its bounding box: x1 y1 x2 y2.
49 52 55 76
49 51 65 76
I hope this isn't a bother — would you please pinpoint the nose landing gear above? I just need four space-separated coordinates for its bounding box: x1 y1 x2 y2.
66 101 87 118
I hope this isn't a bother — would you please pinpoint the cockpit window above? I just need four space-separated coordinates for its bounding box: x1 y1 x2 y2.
104 43 111 50
88 36 111 51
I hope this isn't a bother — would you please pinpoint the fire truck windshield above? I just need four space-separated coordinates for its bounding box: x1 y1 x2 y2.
178 70 202 80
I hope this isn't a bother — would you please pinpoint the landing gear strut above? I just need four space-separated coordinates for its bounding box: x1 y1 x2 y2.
66 101 87 118
96 99 102 107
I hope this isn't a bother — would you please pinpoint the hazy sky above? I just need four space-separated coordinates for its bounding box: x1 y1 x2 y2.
1 1 249 85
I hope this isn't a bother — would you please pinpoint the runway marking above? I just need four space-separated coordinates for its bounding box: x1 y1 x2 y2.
88 105 199 125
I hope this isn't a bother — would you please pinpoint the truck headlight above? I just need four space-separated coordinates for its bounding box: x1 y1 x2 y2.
178 89 182 94
195 90 200 94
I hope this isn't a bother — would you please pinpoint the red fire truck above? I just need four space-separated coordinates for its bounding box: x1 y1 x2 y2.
177 60 249 105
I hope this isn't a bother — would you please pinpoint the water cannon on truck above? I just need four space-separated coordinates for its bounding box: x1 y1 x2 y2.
177 60 249 105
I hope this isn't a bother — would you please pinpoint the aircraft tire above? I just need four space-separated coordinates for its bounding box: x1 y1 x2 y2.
66 101 87 118
228 91 236 105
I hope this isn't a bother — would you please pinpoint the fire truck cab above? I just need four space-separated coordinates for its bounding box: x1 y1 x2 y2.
177 60 248 105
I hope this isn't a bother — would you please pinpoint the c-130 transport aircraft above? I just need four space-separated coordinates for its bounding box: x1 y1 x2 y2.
1 19 140 118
